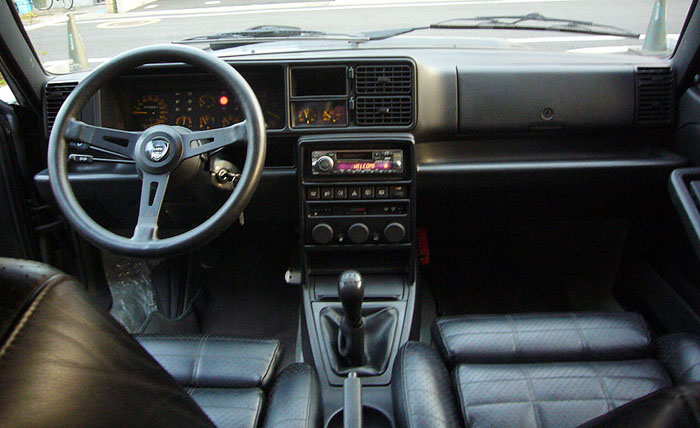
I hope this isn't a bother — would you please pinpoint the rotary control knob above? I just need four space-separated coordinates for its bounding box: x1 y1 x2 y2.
311 223 334 244
383 222 406 243
347 223 370 244
314 155 334 173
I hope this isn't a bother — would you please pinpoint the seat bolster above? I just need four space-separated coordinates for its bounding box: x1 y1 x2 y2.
391 342 463 428
138 336 282 389
433 312 652 367
656 333 700 384
262 363 322 428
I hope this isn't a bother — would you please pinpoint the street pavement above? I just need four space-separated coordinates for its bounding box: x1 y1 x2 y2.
20 0 694 72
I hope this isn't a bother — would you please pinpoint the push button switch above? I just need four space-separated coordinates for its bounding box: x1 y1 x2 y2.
362 187 375 199
375 186 388 198
307 187 320 200
335 187 348 199
321 188 334 200
390 185 407 199
348 187 361 199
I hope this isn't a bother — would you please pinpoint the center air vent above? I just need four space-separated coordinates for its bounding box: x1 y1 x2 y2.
354 63 413 126
44 81 78 134
635 67 674 126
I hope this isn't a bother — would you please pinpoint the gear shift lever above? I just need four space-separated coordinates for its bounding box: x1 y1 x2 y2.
338 270 366 366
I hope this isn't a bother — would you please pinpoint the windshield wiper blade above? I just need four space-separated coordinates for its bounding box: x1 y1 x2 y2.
175 25 369 48
431 13 640 38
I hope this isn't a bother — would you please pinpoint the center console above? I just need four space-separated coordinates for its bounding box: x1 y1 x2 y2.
297 134 417 427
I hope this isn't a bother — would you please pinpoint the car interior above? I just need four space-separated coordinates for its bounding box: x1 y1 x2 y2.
3 0 700 427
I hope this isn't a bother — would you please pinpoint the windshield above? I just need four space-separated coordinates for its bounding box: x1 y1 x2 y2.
14 0 696 74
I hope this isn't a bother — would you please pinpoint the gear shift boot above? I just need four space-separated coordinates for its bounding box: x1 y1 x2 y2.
319 306 399 376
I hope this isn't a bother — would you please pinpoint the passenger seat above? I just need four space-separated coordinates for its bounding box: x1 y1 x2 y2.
392 312 700 428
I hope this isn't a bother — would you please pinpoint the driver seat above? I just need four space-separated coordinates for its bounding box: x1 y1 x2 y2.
0 258 321 428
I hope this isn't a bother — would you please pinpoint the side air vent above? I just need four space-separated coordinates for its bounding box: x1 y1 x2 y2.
44 81 78 134
354 63 413 127
635 67 674 126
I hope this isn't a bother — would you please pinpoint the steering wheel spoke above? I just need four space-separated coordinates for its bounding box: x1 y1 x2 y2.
65 119 140 159
132 171 169 242
181 121 247 159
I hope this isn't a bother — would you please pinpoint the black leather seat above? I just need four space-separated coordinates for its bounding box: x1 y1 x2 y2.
393 312 700 428
0 258 320 428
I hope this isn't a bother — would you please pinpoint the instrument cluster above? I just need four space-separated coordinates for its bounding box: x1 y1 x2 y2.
123 68 285 131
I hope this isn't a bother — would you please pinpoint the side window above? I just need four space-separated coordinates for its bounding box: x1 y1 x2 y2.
0 71 17 105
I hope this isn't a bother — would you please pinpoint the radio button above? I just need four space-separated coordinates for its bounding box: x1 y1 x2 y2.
362 187 375 199
335 187 347 199
316 156 334 172
307 187 320 200
375 186 388 198
321 188 334 200
349 187 361 199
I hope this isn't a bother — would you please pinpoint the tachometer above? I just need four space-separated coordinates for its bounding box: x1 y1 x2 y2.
132 94 168 129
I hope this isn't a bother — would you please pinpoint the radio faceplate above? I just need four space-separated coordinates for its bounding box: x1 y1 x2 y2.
311 149 404 176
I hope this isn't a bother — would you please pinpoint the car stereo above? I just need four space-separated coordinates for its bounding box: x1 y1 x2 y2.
311 149 404 176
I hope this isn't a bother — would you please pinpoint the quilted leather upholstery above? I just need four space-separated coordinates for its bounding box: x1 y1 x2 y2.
263 363 322 428
0 258 322 428
433 313 652 367
392 342 462 428
138 336 323 428
138 336 282 388
656 333 700 384
394 312 700 428
454 359 671 428
188 388 264 428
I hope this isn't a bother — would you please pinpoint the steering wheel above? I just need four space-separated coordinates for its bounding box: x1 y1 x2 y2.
48 45 266 257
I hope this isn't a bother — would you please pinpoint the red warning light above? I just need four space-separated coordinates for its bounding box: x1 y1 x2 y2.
219 95 229 106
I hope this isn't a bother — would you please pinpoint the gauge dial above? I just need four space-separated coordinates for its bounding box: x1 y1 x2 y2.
297 107 317 125
175 115 193 128
199 95 215 110
199 114 215 130
322 105 345 124
132 94 168 129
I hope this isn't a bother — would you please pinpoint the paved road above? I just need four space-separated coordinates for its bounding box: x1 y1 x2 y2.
23 0 693 72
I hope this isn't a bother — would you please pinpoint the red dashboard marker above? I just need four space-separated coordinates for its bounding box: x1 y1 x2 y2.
219 95 229 105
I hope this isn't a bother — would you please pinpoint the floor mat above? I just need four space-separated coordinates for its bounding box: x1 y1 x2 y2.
197 222 301 369
425 217 627 317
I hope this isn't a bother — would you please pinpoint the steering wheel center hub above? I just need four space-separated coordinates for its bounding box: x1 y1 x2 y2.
133 125 184 174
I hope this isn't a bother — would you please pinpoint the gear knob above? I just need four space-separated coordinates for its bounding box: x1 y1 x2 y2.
338 270 364 327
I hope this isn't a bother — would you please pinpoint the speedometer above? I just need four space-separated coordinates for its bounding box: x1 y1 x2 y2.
132 94 169 129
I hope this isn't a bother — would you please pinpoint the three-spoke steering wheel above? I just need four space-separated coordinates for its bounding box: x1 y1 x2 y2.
48 45 266 257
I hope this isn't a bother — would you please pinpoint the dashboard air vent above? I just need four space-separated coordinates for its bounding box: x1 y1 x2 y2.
635 67 674 126
45 81 78 134
354 63 413 126
356 64 412 94
356 96 412 126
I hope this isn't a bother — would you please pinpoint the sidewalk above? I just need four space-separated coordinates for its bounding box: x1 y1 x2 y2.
21 3 108 29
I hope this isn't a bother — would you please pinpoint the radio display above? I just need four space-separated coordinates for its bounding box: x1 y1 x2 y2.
337 161 393 171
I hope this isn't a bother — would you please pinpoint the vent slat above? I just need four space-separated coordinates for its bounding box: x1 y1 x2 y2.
635 67 673 126
356 64 412 95
44 81 78 134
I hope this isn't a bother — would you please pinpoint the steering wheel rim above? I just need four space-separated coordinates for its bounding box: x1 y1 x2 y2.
48 44 266 257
